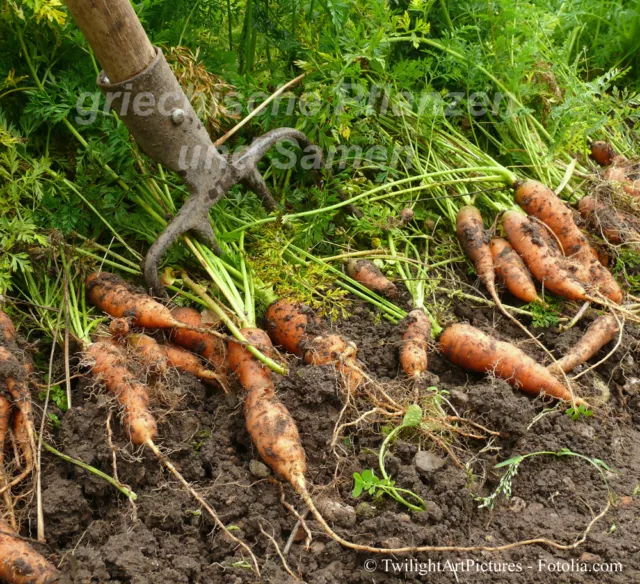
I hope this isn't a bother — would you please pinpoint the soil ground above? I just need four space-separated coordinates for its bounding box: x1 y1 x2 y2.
16 291 640 583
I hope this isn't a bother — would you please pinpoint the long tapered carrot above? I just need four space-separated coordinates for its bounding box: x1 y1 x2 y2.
399 309 431 379
489 238 539 303
548 314 620 375
228 328 307 486
0 311 16 345
265 300 363 393
0 519 60 584
502 211 588 301
439 323 582 404
0 396 16 530
345 259 398 299
86 341 157 445
456 206 497 298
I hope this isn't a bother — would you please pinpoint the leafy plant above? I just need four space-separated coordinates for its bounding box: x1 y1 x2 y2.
566 403 594 421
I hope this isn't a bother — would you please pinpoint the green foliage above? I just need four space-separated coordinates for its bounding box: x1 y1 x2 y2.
527 299 562 329
567 404 594 422
39 383 68 412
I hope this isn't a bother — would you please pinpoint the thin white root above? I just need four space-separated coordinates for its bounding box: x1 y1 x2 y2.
260 524 300 581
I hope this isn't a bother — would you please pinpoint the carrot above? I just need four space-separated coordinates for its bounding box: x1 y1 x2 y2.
399 309 431 379
127 333 227 390
265 300 363 393
108 318 130 338
228 329 307 486
456 206 498 299
0 396 16 530
489 238 539 303
0 348 36 483
169 307 227 373
345 260 398 299
514 180 623 303
439 323 582 403
590 141 618 167
578 195 640 245
0 519 60 584
503 211 588 301
548 314 619 375
0 311 16 345
603 165 640 198
86 341 157 445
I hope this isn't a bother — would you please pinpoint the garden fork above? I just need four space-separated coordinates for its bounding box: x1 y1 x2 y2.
64 0 322 296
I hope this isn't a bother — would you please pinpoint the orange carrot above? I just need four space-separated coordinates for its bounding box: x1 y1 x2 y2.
489 238 539 303
0 396 15 530
578 195 640 245
548 314 619 375
169 307 227 373
590 141 618 167
127 333 227 390
265 300 363 393
0 519 60 584
456 206 498 300
87 341 157 445
603 165 640 198
399 309 431 379
345 260 398 298
228 329 307 486
439 323 582 403
0 311 16 345
503 211 588 301
12 410 32 474
514 181 623 303
108 318 130 338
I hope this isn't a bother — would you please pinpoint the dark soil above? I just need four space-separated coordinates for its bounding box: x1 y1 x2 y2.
17 299 640 583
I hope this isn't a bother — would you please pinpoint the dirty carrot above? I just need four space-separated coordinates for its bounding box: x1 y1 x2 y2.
345 259 398 299
108 318 130 338
0 519 60 584
489 238 539 303
86 340 157 445
127 333 228 391
168 307 227 373
0 396 16 530
399 309 431 379
265 300 363 393
0 311 16 345
548 314 620 375
228 328 307 486
514 180 623 303
578 196 640 245
502 211 588 302
603 165 640 198
439 323 583 404
590 141 619 167
86 273 229 338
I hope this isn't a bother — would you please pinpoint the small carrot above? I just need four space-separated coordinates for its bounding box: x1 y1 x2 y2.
169 307 228 373
578 195 640 245
456 206 498 300
603 165 640 198
265 300 363 393
127 333 227 390
399 309 431 379
502 211 588 302
489 238 539 303
0 519 60 584
87 341 157 445
548 314 620 375
439 323 582 404
0 311 16 345
108 318 130 338
590 141 618 167
345 259 398 299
